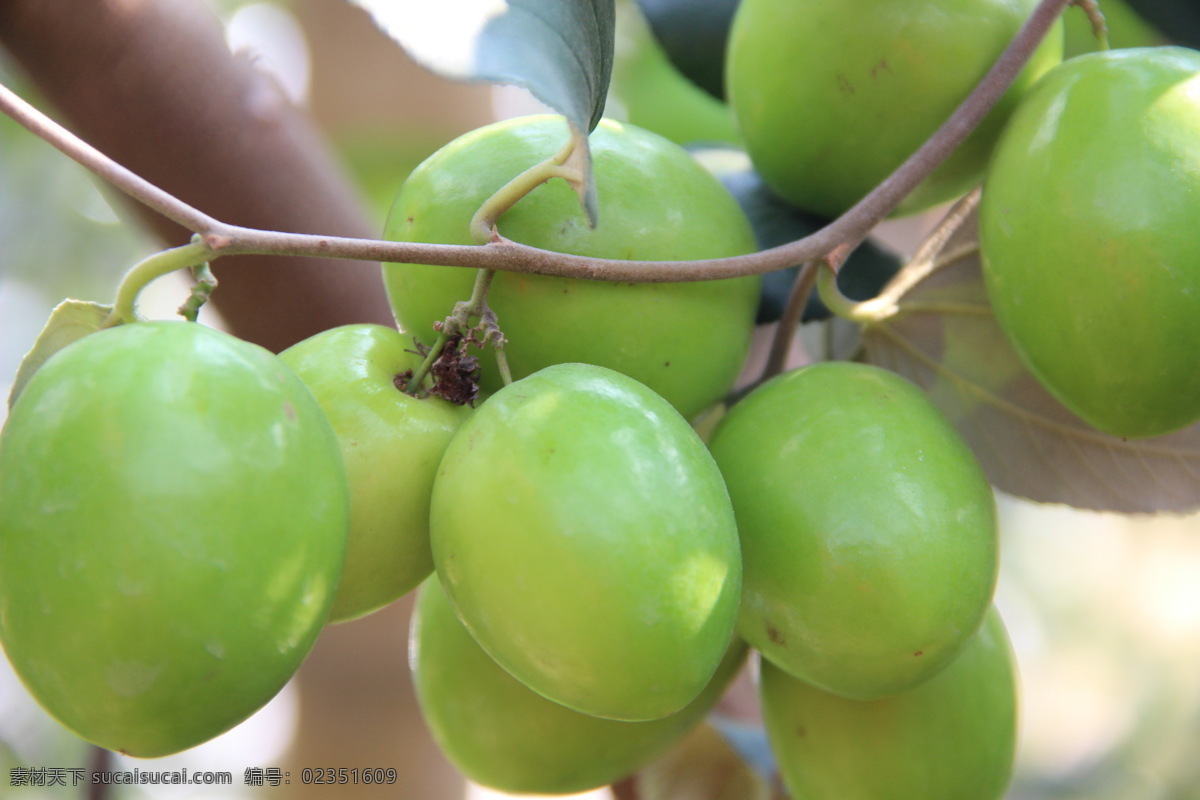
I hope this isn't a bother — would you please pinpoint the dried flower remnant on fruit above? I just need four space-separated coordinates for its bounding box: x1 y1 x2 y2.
425 335 481 407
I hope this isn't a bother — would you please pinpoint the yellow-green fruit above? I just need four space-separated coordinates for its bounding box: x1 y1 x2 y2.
708 362 997 699
726 0 1063 217
980 47 1200 438
0 322 347 757
761 607 1018 800
431 363 742 722
382 114 760 421
280 324 473 622
411 576 747 795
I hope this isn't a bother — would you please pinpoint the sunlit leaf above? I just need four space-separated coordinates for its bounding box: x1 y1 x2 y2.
348 0 616 220
635 721 780 800
861 195 1200 515
8 299 113 410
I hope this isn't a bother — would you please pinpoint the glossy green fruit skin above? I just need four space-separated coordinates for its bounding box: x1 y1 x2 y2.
382 114 760 421
279 324 473 622
411 576 748 795
726 0 1063 217
762 607 1017 800
430 363 742 721
707 362 997 699
980 47 1200 438
0 322 348 757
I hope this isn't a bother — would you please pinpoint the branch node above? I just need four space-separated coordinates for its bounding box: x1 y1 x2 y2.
826 242 854 273
203 232 234 251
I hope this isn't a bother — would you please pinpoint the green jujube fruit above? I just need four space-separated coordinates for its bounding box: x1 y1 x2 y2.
280 324 473 622
708 362 998 699
725 0 1062 217
0 322 348 757
381 115 760 421
430 363 742 722
761 607 1018 800
980 47 1200 438
410 576 748 795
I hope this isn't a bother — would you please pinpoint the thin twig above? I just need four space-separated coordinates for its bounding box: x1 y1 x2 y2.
0 0 1070 284
761 261 819 383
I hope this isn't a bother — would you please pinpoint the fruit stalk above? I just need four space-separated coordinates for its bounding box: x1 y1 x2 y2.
104 237 215 327
468 136 583 244
403 267 506 395
760 260 818 383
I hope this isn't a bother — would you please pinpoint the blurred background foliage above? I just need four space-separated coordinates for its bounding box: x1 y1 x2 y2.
2 1 1199 799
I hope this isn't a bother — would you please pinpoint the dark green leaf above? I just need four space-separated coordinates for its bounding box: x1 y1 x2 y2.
861 198 1200 515
1122 0 1200 48
636 0 740 99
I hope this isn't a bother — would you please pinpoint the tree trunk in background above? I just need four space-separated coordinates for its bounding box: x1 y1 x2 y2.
0 0 391 353
296 0 493 145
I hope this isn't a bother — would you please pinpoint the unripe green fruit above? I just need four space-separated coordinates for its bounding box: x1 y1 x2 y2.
708 362 997 699
430 363 742 721
0 322 348 757
726 0 1063 217
410 576 747 795
279 324 473 622
980 47 1200 438
382 114 760 421
761 607 1018 800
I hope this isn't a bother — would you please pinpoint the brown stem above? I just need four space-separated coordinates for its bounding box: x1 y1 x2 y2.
761 261 819 383
0 0 1070 287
